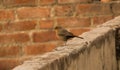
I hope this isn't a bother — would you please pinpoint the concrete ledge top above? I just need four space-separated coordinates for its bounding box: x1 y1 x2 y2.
98 16 120 28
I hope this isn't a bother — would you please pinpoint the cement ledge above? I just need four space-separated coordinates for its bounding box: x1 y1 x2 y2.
13 16 120 70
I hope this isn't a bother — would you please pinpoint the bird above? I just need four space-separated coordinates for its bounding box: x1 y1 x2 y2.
54 26 83 45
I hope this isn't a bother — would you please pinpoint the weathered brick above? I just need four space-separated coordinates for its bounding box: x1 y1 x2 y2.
112 3 120 15
0 33 30 44
58 0 92 4
39 0 55 5
70 28 90 35
54 5 73 16
3 0 37 7
19 56 32 63
0 0 2 5
101 0 111 3
0 58 20 70
0 24 2 31
0 9 15 21
3 20 37 32
92 15 113 26
58 0 77 4
32 31 57 42
39 19 54 29
57 17 91 27
24 43 56 55
0 46 21 57
0 0 3 8
76 4 111 16
17 7 51 19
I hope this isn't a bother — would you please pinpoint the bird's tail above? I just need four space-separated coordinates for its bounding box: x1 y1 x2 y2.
75 36 84 39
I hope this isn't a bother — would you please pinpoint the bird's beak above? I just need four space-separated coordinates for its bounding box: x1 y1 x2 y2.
53 27 56 31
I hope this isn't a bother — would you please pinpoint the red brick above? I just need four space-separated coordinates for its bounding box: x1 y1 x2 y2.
58 0 92 4
3 20 37 32
58 0 76 4
39 19 54 29
17 7 51 19
76 4 111 16
24 43 56 55
0 46 21 57
19 56 32 62
0 33 30 44
70 28 90 35
0 58 21 70
0 0 3 8
3 0 37 7
101 0 111 3
54 5 73 16
0 9 15 21
92 15 113 26
57 17 91 27
0 24 2 31
112 3 120 14
39 0 55 5
32 31 57 42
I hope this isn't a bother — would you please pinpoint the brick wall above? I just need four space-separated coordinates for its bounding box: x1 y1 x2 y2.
0 0 120 70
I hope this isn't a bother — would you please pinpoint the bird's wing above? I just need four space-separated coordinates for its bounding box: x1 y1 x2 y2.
58 29 74 36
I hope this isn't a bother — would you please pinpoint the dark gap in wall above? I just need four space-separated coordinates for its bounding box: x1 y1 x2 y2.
115 28 120 70
115 28 120 60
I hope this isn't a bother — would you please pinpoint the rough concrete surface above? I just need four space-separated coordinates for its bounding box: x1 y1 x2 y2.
13 16 120 70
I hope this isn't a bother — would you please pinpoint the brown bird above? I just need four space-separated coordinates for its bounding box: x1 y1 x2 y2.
54 26 83 45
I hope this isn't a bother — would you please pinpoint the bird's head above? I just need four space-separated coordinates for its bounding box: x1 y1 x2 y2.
54 26 62 30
